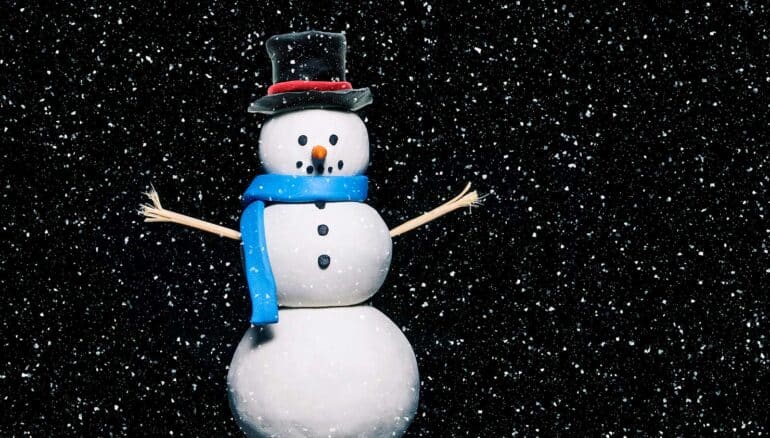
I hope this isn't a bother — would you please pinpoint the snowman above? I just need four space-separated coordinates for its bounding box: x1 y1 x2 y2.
141 31 480 437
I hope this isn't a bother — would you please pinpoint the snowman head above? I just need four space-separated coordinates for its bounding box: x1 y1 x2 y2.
259 109 369 176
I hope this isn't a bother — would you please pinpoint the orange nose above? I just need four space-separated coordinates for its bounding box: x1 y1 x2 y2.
311 145 327 161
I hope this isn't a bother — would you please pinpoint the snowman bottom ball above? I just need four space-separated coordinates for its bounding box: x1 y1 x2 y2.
227 306 420 437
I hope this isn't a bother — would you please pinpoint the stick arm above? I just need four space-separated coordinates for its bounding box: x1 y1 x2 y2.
140 183 485 240
388 183 486 237
139 189 242 240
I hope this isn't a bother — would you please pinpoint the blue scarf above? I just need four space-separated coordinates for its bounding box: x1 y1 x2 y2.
240 174 368 324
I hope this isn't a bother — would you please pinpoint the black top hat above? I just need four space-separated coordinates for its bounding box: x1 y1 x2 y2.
248 31 373 115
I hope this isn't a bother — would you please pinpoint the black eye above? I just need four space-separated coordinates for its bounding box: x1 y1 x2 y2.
329 134 338 145
298 135 308 146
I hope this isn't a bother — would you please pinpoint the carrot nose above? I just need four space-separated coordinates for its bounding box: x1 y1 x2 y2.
311 145 327 162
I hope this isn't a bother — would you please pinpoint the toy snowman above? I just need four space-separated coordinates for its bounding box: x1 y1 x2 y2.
141 31 480 437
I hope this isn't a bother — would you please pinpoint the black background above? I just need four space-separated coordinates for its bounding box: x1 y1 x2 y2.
2 1 769 436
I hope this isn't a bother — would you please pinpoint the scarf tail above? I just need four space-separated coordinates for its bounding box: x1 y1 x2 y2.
240 201 279 324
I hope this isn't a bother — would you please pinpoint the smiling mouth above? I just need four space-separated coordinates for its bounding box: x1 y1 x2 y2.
305 163 334 175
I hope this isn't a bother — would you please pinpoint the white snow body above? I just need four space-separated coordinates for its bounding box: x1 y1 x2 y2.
228 108 419 437
228 306 420 437
263 202 392 307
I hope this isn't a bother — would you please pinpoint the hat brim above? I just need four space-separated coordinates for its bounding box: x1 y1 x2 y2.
248 88 373 115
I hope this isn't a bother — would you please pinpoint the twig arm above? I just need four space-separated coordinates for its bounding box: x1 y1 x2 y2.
140 183 484 240
139 189 242 240
389 183 485 237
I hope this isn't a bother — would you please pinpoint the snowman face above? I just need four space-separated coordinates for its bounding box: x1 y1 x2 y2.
259 109 370 176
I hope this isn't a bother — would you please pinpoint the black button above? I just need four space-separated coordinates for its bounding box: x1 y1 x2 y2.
315 201 326 209
318 224 329 236
318 254 331 269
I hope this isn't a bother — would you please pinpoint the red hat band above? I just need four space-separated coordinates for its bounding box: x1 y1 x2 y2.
267 80 353 95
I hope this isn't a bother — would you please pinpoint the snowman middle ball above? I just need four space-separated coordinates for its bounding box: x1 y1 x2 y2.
263 202 392 307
